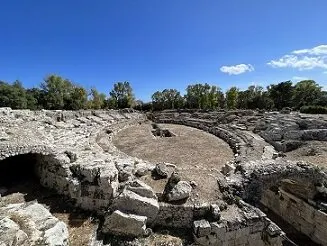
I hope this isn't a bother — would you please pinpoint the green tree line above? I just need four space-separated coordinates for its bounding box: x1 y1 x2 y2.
0 75 135 110
151 80 327 111
1 74 326 112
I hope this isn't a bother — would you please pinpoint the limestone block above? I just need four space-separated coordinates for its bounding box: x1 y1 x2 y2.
102 210 147 237
211 222 227 240
194 234 218 246
111 189 159 223
0 202 69 246
154 163 168 178
0 217 29 246
125 180 157 199
167 181 192 202
193 219 211 237
210 204 221 220
44 221 69 246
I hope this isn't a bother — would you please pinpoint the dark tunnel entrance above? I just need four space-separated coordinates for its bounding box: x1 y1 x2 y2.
0 153 96 246
0 154 39 188
0 153 62 204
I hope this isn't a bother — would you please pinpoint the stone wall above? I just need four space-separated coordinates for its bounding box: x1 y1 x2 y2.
156 201 284 246
261 188 327 246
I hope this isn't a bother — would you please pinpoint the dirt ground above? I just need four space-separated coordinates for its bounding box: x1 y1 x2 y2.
113 123 234 202
284 141 327 168
0 180 95 246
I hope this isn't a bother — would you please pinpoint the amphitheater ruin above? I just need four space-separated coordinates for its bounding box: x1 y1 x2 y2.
0 107 327 246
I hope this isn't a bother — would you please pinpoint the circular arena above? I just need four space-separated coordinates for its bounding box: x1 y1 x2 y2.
1 108 327 246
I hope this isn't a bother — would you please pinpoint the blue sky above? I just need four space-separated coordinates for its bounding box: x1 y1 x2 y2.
1 0 327 101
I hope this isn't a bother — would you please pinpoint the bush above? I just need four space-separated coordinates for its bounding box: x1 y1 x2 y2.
300 105 327 114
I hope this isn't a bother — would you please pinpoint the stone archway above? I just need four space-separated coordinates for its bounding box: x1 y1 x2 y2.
0 153 40 187
0 151 65 202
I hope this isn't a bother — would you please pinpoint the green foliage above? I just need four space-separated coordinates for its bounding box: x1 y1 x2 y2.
226 87 238 109
0 75 326 113
109 81 135 109
300 105 327 114
0 81 28 109
235 85 273 110
185 83 224 109
41 75 72 109
292 80 322 109
151 89 184 110
267 81 294 110
88 88 106 109
64 86 88 110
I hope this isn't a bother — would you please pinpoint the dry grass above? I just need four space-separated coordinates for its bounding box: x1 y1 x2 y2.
113 123 234 202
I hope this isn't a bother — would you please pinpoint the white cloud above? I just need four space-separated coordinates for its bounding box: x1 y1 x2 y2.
292 76 309 82
268 44 327 71
292 45 327 55
220 64 254 75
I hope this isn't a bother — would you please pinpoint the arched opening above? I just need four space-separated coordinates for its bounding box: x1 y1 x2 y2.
0 153 95 245
0 154 39 188
0 153 69 206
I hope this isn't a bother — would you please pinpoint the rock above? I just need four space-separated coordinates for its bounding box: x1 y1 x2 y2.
193 219 211 237
210 204 221 220
190 181 198 188
154 163 168 178
116 162 134 182
280 107 291 114
265 222 282 236
217 177 229 192
0 217 29 246
125 180 157 199
262 146 276 160
166 181 192 202
111 189 159 223
0 202 69 246
64 150 77 163
163 172 181 193
102 210 147 237
221 162 235 175
135 163 149 177
44 221 69 246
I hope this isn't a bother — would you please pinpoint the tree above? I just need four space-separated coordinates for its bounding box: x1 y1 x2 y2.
185 83 223 109
151 91 164 110
64 86 88 110
151 89 184 110
236 85 273 110
41 75 74 109
267 81 294 110
208 85 225 109
26 88 46 109
226 87 239 109
108 81 135 109
88 88 106 109
292 80 322 109
0 80 29 109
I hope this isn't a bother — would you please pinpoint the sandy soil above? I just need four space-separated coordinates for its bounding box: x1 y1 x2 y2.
113 123 234 202
284 140 327 168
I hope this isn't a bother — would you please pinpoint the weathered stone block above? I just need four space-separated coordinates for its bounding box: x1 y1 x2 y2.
193 219 211 237
111 189 159 223
102 210 147 237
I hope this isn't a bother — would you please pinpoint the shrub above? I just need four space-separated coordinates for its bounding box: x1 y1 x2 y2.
300 105 327 114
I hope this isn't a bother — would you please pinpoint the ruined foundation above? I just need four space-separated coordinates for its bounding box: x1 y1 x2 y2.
0 108 326 245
